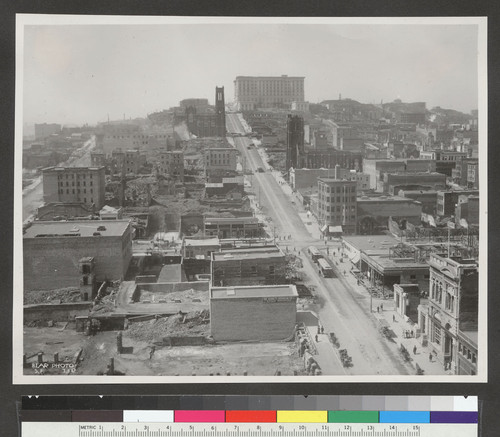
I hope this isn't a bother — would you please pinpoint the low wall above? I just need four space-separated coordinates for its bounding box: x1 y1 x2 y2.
131 281 209 302
162 336 207 346
24 302 93 323
135 275 157 284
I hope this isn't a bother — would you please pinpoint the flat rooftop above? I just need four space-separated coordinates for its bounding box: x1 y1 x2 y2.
235 75 305 80
184 238 220 246
357 195 419 203
211 284 298 299
205 217 259 224
213 246 283 261
42 166 104 172
24 220 130 238
367 255 429 270
343 234 400 254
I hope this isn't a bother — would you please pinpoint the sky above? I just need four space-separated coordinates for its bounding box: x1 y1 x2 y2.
21 20 480 126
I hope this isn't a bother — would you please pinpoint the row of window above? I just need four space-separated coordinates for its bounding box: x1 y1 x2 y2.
320 195 357 203
218 265 276 276
458 343 477 364
321 215 356 222
57 173 94 179
108 135 167 139
431 277 456 313
320 185 356 193
320 204 356 212
59 188 94 195
59 181 93 187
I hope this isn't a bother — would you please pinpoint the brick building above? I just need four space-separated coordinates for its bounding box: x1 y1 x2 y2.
23 220 133 290
204 216 262 239
302 149 362 172
357 195 422 234
211 245 287 287
159 150 184 182
204 147 238 174
420 254 478 373
286 115 305 171
210 285 298 341
317 178 357 235
456 330 478 375
363 159 437 190
382 172 447 195
185 87 226 137
436 190 479 217
42 166 106 209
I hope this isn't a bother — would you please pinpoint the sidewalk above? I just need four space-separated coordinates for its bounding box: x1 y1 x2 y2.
297 311 345 375
326 249 450 376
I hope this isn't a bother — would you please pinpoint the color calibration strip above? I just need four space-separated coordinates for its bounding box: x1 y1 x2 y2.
21 409 478 424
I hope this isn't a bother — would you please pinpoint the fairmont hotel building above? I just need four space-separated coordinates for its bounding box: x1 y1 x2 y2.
234 75 305 111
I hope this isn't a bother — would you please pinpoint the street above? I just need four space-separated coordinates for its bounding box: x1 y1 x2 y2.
226 112 415 375
22 136 96 221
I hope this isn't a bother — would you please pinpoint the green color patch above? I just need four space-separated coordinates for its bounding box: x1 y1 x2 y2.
328 410 379 423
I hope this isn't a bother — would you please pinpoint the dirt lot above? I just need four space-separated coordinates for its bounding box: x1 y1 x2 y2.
23 324 84 375
24 324 304 376
100 339 304 376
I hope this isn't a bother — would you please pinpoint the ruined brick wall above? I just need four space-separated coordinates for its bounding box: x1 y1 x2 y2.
23 235 132 290
210 297 296 341
24 302 93 322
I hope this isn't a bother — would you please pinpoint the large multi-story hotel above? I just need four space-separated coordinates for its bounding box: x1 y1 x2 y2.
234 75 305 111
42 166 106 209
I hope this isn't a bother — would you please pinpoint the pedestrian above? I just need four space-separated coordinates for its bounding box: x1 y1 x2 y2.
413 346 417 355
321 326 324 334
380 303 384 311
393 314 396 322
317 326 321 334
429 353 433 362
411 330 414 338
315 334 319 342
377 306 380 313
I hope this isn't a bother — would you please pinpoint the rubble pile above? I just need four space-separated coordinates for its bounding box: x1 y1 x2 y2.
24 287 82 305
126 310 210 343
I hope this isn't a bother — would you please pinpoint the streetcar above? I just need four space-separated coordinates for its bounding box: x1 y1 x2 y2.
308 246 324 263
318 258 335 278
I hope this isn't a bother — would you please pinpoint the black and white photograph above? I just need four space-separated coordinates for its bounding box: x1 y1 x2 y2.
13 15 487 383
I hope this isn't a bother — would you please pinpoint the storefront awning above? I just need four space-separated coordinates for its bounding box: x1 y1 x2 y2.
349 253 361 264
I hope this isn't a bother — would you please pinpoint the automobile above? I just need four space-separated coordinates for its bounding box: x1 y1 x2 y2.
257 167 264 173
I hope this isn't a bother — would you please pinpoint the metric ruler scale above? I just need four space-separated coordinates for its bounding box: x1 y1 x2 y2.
22 423 477 437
